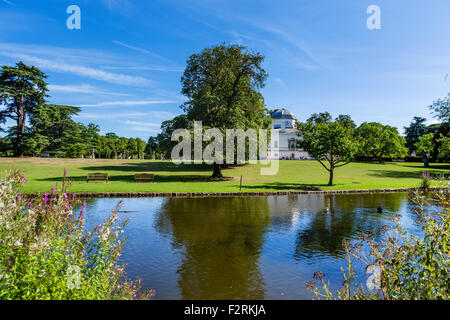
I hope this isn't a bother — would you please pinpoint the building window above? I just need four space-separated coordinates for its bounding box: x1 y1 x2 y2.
288 139 296 150
274 124 281 129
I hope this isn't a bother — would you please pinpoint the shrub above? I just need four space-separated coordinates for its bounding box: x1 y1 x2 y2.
419 171 432 189
306 179 449 300
0 170 154 300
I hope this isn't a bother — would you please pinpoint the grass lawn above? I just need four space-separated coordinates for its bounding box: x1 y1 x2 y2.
0 158 449 194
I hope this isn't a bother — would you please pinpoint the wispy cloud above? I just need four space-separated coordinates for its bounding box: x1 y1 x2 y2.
0 52 153 86
48 84 133 96
2 0 15 6
113 40 166 60
102 65 184 72
77 100 177 108
75 110 176 120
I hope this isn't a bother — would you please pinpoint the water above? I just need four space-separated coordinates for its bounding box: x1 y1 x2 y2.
79 193 432 300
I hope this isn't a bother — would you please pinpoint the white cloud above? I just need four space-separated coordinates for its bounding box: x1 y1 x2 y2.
75 110 176 120
48 84 133 96
102 65 184 72
0 52 153 86
77 100 177 108
0 42 155 86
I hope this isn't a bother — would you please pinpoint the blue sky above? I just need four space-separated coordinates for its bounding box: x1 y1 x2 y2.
1 0 449 139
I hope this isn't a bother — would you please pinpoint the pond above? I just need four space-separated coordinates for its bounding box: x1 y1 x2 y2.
80 193 432 300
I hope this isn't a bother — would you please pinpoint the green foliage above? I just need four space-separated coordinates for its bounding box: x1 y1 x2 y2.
415 133 435 155
0 62 48 156
0 170 153 300
180 43 272 177
419 171 432 189
297 115 358 186
437 134 450 160
356 122 408 163
307 184 450 300
404 117 428 153
429 93 449 123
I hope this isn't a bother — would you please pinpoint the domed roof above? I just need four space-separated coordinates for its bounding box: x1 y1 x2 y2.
271 108 297 120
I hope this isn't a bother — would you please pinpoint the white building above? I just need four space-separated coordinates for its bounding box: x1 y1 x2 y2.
266 108 310 160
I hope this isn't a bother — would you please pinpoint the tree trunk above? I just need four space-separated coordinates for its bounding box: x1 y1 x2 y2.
15 95 25 157
212 163 224 178
328 167 334 186
422 153 429 167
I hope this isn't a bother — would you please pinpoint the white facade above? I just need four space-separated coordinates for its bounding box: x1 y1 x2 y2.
266 109 310 160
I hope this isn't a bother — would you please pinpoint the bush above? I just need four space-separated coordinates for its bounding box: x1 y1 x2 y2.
306 180 449 299
419 171 432 189
0 170 154 300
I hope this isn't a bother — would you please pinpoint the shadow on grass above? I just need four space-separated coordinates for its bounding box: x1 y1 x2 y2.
241 182 326 191
79 161 216 173
368 168 450 179
400 164 450 170
36 174 216 183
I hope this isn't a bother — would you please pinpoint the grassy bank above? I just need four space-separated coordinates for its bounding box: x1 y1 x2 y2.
0 158 449 194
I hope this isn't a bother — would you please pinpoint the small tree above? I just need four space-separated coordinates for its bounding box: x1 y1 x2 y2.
298 117 357 186
415 133 435 167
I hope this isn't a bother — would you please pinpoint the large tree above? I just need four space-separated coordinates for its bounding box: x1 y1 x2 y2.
28 104 80 156
297 115 358 186
180 44 271 178
404 116 428 153
0 62 48 156
356 122 408 163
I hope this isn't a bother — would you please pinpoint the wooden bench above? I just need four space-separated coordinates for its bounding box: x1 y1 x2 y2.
86 173 109 183
134 173 154 182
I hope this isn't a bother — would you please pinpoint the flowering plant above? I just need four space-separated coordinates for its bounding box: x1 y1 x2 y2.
0 170 153 300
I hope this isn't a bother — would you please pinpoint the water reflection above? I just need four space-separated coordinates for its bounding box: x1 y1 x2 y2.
81 192 424 300
155 197 271 299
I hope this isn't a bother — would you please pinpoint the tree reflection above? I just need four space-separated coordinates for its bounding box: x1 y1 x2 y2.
155 196 271 299
292 193 406 260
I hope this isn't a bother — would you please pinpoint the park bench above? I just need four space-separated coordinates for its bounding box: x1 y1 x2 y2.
86 173 109 183
134 173 155 182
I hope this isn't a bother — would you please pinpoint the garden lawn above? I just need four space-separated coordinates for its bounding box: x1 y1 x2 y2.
0 158 449 194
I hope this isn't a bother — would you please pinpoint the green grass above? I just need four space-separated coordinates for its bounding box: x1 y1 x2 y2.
0 158 449 194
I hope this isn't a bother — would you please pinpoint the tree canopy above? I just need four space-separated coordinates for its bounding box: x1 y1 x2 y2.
297 115 358 186
0 62 48 156
404 116 428 153
180 44 272 177
355 122 408 163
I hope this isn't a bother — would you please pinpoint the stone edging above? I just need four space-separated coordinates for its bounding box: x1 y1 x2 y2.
23 187 447 198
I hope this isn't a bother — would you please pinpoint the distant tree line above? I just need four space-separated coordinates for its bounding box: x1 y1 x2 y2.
297 93 449 185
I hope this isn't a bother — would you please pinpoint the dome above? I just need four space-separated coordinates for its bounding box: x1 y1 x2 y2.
271 108 297 120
